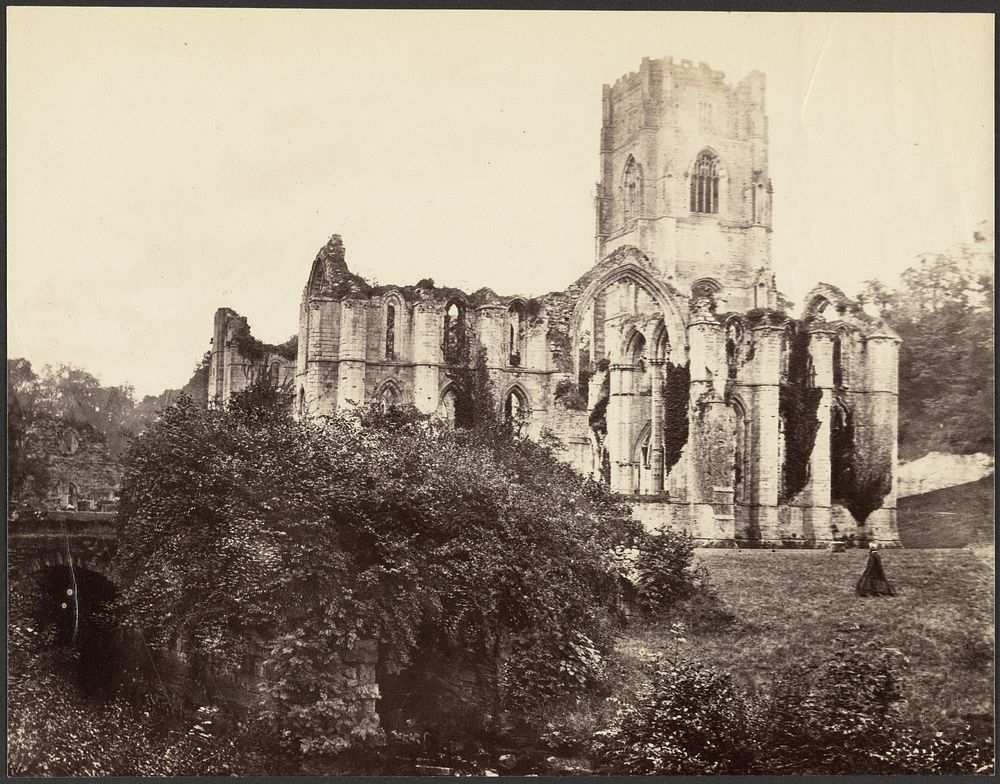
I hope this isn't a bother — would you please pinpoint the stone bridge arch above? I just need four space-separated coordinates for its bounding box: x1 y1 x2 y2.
8 512 118 585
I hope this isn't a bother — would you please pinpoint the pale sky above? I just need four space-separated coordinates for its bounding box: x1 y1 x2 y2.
7 9 994 397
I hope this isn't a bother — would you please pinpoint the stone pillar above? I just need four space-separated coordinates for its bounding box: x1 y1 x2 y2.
799 324 835 543
649 359 665 494
685 301 720 503
208 308 236 407
861 331 901 544
303 297 340 418
748 323 784 543
477 304 506 367
685 301 725 537
412 303 441 414
608 363 636 494
336 298 367 410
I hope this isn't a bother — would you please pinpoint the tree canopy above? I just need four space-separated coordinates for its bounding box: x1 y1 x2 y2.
857 221 994 461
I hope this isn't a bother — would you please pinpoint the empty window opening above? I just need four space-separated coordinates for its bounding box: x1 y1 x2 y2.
385 304 396 359
443 302 465 363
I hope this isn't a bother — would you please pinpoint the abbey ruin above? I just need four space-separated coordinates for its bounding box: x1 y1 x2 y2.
208 57 901 547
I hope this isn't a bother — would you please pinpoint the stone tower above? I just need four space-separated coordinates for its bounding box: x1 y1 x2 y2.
595 57 774 312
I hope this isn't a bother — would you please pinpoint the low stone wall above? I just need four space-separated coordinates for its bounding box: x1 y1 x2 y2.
898 452 994 498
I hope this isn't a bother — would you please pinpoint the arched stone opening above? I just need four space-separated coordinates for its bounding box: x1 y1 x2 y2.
506 300 527 367
442 299 468 364
376 379 404 409
28 564 121 696
502 384 530 433
570 258 688 384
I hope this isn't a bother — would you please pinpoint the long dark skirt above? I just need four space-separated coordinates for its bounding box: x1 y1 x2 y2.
855 551 897 597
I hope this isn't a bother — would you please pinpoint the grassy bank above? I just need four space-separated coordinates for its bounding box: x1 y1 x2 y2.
898 475 994 549
620 547 994 737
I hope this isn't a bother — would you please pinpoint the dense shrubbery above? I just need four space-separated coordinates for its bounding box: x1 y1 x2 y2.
632 526 703 615
593 658 757 774
590 637 994 776
7 585 262 776
113 377 640 757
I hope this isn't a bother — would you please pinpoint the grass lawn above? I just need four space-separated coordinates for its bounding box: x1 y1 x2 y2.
620 547 994 737
898 475 995 549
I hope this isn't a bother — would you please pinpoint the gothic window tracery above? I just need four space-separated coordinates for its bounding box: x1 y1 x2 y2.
690 150 720 214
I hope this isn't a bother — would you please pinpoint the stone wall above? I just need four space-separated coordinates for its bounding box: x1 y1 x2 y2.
135 635 381 746
898 452 994 498
18 417 121 511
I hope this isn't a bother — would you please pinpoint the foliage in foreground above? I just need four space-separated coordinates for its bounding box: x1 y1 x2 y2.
7 585 261 777
590 638 994 776
113 380 640 755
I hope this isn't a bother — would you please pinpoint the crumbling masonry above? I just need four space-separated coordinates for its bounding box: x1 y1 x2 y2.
209 56 900 547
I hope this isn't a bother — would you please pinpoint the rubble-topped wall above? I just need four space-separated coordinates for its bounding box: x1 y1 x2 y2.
15 417 121 512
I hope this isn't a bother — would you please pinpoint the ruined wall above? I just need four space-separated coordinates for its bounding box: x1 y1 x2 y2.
209 308 297 406
22 418 121 511
207 56 900 549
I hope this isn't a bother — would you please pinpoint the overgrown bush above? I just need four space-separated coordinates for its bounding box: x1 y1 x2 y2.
876 726 995 775
590 638 993 776
758 639 908 774
114 377 639 757
632 527 701 615
7 584 262 776
592 657 758 775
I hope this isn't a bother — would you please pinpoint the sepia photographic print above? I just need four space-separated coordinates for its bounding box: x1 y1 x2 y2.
6 8 995 777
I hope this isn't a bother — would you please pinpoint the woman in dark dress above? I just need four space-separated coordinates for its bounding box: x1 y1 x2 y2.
855 543 897 597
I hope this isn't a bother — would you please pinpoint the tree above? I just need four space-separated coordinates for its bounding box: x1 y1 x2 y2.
7 359 52 506
857 222 994 460
113 377 639 759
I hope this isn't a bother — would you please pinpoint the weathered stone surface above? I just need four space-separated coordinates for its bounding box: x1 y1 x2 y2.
898 452 993 498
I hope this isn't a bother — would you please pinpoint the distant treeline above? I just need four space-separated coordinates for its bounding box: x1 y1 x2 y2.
855 221 994 462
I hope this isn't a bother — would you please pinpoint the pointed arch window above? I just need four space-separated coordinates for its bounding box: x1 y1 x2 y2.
508 302 525 366
385 303 396 359
504 387 529 431
690 151 720 214
622 156 642 221
725 320 744 380
379 383 400 409
443 301 465 363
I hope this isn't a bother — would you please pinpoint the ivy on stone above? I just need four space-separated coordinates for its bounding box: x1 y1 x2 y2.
779 327 823 501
